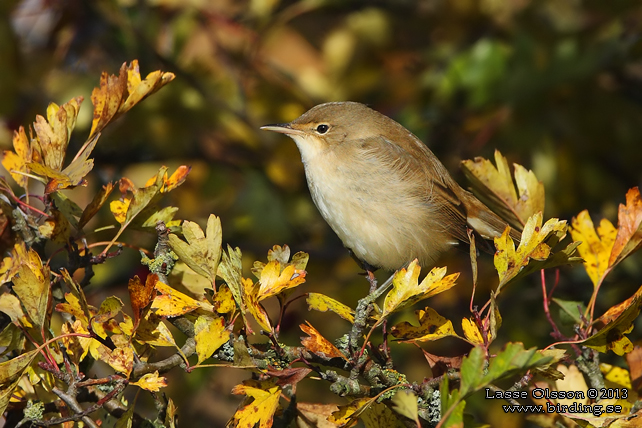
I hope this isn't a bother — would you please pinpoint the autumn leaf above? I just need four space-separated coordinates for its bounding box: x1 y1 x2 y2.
390 307 460 342
78 182 114 229
151 281 215 317
251 245 309 278
135 313 178 348
461 317 487 346
230 379 282 428
382 260 458 319
330 397 406 428
581 285 642 356
217 245 246 317
194 314 231 364
300 321 347 361
2 127 32 188
168 214 222 283
462 149 545 228
609 187 642 268
130 371 167 392
90 60 175 137
128 274 157 326
569 210 617 288
242 277 272 333
91 296 125 339
32 97 83 171
12 248 50 329
257 261 306 300
495 213 575 289
306 292 355 323
0 349 39 415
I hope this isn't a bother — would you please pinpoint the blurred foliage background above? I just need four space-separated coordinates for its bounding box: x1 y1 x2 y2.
1 0 642 426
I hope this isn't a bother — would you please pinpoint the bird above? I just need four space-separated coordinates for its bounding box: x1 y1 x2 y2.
261 101 517 272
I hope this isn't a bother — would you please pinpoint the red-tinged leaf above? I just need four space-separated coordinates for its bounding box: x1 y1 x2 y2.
266 367 312 388
161 165 191 193
609 187 642 267
90 64 127 137
300 321 347 361
128 274 157 325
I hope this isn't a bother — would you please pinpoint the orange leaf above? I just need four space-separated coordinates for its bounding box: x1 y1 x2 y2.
128 274 157 325
300 321 347 361
609 187 642 267
257 262 306 300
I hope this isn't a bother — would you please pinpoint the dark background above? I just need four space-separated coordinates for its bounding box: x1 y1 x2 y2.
1 0 642 426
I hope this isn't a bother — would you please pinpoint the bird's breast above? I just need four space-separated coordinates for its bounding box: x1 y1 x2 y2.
301 150 455 270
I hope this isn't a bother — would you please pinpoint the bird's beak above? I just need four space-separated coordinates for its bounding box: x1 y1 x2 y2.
260 123 304 136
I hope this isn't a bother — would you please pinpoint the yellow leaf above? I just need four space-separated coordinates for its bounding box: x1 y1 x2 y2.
32 97 83 171
91 296 124 339
570 210 617 288
257 261 306 300
461 149 544 228
151 281 214 317
110 198 131 224
495 213 568 288
97 344 134 376
231 379 281 428
12 249 50 329
390 307 460 342
61 320 92 364
130 371 167 392
461 318 485 345
600 363 632 389
306 292 355 323
194 314 230 364
382 260 458 318
213 284 236 314
55 292 90 325
135 313 177 348
2 127 31 188
168 214 222 282
242 277 272 333
0 293 31 327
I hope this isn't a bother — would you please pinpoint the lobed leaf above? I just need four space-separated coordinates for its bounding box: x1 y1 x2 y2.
391 307 460 342
230 379 282 428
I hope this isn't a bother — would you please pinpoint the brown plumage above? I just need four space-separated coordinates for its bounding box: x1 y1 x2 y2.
262 101 518 271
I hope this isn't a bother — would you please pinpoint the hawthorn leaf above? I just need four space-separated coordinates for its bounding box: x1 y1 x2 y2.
230 379 282 428
213 284 236 314
300 321 347 361
50 191 82 229
168 214 222 283
151 281 214 317
257 261 306 300
495 213 571 289
242 277 271 333
217 245 246 314
461 149 544 228
91 296 124 339
128 274 156 325
32 97 83 171
78 182 114 229
581 285 642 356
12 250 50 329
609 187 642 267
306 292 355 323
90 64 127 137
2 127 31 188
0 293 31 327
135 313 178 348
194 314 230 364
461 318 486 346
130 371 167 392
569 210 617 288
0 349 39 415
382 260 458 319
390 307 460 342
391 390 419 425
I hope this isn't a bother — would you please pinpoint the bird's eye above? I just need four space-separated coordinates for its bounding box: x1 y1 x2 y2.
316 124 329 134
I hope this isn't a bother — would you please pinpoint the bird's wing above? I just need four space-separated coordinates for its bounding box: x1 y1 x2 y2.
359 135 472 245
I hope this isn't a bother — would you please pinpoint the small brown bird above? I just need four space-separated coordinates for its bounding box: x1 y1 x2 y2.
261 102 515 271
